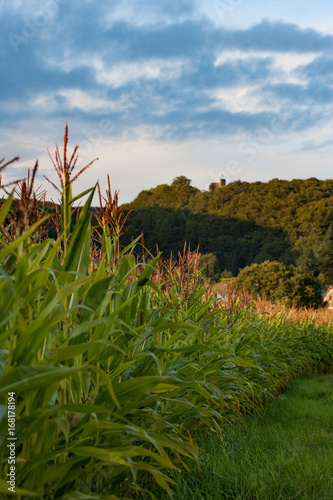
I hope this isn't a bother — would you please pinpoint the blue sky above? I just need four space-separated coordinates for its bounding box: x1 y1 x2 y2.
1 0 333 203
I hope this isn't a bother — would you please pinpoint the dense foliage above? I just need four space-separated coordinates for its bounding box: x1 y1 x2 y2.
198 253 221 282
235 260 324 309
121 177 333 280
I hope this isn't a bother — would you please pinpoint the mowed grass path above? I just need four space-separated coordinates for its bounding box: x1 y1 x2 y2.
153 374 333 500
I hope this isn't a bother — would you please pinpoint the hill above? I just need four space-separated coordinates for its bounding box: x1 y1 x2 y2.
121 176 333 280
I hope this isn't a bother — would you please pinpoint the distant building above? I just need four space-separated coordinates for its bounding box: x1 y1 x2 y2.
323 285 333 309
209 178 226 191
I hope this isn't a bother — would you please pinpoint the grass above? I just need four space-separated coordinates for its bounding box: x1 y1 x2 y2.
152 374 333 500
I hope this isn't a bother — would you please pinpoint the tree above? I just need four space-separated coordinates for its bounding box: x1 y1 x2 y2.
199 253 221 283
220 269 233 279
317 223 333 284
236 260 324 309
282 272 324 309
296 247 318 276
236 261 286 302
171 176 191 187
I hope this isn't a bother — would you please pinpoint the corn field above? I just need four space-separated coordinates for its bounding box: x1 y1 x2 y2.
1 129 333 499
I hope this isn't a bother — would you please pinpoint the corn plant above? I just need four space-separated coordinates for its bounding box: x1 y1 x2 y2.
44 123 98 256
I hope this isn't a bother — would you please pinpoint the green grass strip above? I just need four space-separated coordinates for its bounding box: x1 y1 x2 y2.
154 374 333 500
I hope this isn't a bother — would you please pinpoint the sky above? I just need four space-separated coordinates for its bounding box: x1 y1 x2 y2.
1 0 333 204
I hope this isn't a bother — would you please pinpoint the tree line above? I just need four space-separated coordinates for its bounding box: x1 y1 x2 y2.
120 176 333 286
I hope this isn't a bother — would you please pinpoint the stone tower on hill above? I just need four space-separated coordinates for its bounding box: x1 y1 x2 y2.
209 178 226 191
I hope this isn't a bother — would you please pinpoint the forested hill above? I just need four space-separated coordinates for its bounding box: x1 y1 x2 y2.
121 176 333 280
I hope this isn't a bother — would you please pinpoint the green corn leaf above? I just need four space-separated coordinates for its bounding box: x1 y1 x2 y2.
136 254 160 287
113 376 179 404
82 275 113 312
119 234 142 256
69 187 97 205
0 366 85 395
71 446 131 466
43 236 62 268
54 414 71 444
151 320 202 334
135 463 175 495
232 356 262 369
65 187 95 273
28 241 51 271
15 250 28 284
0 190 14 226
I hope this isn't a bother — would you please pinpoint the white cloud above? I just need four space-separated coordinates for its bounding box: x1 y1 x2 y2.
210 86 274 113
199 0 333 33
58 89 120 112
215 50 317 71
96 59 184 88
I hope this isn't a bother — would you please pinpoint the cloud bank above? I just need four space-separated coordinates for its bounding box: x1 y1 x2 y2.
1 0 332 201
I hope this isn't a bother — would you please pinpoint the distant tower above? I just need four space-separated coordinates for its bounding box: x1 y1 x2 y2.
209 178 226 191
